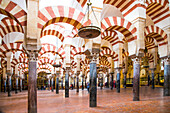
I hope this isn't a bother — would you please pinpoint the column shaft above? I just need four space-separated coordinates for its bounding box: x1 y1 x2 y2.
76 76 79 92
151 71 155 89
73 78 75 89
89 62 97 107
51 77 54 92
123 73 127 88
7 74 11 97
15 77 18 94
82 77 84 90
133 60 140 101
164 64 170 96
110 74 113 90
65 71 69 98
20 79 22 92
61 78 63 90
4 79 6 93
117 72 120 93
56 77 59 94
28 61 37 113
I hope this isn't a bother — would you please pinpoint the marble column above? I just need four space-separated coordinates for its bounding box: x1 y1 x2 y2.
85 78 87 88
82 76 84 90
164 57 170 96
116 68 121 93
110 73 113 90
76 76 79 93
73 77 75 89
48 78 50 90
150 68 155 89
15 76 19 94
61 78 64 90
4 79 6 93
28 53 37 113
107 75 109 88
51 77 54 92
20 78 22 92
56 76 59 94
65 68 69 98
123 72 127 89
89 61 97 107
133 58 140 101
7 72 12 97
157 73 160 85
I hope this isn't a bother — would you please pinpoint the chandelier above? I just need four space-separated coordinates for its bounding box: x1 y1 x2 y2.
78 0 101 39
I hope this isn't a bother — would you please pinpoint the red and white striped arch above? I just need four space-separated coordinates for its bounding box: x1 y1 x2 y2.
70 46 85 59
101 17 137 42
11 57 28 67
0 0 27 26
1 58 6 68
0 43 23 58
71 60 77 69
22 68 28 74
38 6 84 30
41 23 65 42
18 63 28 71
38 58 54 66
100 47 118 60
145 36 155 50
144 52 154 63
103 0 143 17
77 0 87 8
19 52 27 59
38 44 65 59
38 65 52 72
37 69 50 74
146 0 170 24
0 17 24 39
144 25 168 46
101 30 124 46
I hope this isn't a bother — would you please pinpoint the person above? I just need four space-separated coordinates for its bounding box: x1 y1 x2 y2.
87 82 90 93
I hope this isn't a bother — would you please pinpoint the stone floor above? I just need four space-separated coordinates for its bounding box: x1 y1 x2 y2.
0 86 170 113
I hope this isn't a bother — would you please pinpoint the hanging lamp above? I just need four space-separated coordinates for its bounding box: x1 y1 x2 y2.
78 0 101 39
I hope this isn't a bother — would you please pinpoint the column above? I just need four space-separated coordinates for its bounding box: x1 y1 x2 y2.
61 77 64 90
85 77 87 88
132 57 140 101
56 74 59 94
163 57 170 96
20 78 22 92
28 52 38 113
89 59 97 107
7 72 12 97
107 75 109 88
76 72 80 93
82 76 84 90
110 73 113 90
73 77 75 89
157 73 160 85
116 68 121 93
150 68 155 89
15 76 19 94
4 78 6 93
48 78 50 90
65 67 70 98
51 76 54 92
123 72 127 88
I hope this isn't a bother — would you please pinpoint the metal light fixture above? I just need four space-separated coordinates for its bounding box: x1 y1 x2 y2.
78 0 101 39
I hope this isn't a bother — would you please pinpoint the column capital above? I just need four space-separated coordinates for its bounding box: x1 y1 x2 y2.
28 51 39 61
115 67 122 73
132 57 141 64
163 57 170 65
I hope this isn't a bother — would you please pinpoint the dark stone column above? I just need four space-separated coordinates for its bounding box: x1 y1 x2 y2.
150 68 155 89
7 72 12 97
157 73 160 85
20 78 22 92
76 76 79 93
110 73 113 90
107 75 109 88
73 77 75 89
82 76 84 90
61 78 64 90
15 76 18 94
65 68 69 98
51 77 54 92
116 69 121 93
164 58 170 96
85 78 87 88
89 62 97 107
4 79 6 93
28 59 37 113
148 74 150 86
133 58 140 101
123 72 127 88
56 77 59 94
